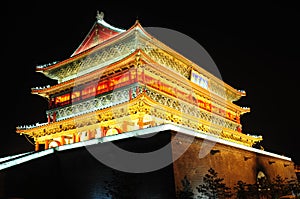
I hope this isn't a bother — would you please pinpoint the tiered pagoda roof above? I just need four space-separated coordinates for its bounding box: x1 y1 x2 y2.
16 11 262 150
33 14 245 102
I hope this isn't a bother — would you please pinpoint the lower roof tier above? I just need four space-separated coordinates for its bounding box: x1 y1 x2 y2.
16 92 262 147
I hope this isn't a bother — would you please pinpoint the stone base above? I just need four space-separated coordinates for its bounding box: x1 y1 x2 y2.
171 131 297 194
0 125 297 198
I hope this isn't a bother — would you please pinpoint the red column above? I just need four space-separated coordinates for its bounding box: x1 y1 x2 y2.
87 130 94 140
142 69 145 83
236 114 241 124
134 68 138 82
35 141 39 151
44 140 49 150
72 134 76 143
129 88 132 100
60 136 65 145
101 126 106 136
138 117 144 129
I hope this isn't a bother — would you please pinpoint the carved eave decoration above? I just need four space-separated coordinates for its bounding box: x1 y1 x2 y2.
16 92 261 146
31 49 144 98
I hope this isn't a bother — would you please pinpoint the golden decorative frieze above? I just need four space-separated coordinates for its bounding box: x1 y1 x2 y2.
140 64 247 119
139 37 244 102
42 36 136 82
143 44 191 79
17 91 259 147
144 88 240 132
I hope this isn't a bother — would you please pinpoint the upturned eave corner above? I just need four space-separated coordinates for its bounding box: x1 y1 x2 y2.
240 106 251 115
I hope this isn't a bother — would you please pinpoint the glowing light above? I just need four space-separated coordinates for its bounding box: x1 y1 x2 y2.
0 149 54 171
106 128 119 136
49 140 59 148
191 70 208 89
55 139 99 151
3 124 291 171
0 151 33 163
97 19 126 33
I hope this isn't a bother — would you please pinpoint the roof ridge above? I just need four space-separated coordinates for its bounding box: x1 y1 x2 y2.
71 11 126 57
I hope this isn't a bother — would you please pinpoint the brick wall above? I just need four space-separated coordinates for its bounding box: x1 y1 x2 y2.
171 131 297 196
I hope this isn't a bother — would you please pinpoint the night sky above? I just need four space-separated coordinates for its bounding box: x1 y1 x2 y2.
1 1 299 165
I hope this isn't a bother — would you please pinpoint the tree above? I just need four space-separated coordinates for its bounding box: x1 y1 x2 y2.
176 175 194 199
270 175 289 198
233 175 299 199
246 183 260 199
104 170 138 199
234 180 250 199
196 168 232 199
287 178 300 198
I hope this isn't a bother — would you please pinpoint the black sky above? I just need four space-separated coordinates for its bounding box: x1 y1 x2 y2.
1 1 299 165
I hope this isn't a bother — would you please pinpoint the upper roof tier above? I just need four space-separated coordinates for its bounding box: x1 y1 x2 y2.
34 12 246 102
71 11 125 56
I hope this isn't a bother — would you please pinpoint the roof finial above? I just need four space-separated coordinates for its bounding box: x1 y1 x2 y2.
135 16 139 24
96 10 104 21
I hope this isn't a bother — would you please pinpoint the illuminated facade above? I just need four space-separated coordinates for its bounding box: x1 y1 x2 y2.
16 11 263 151
2 12 296 198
